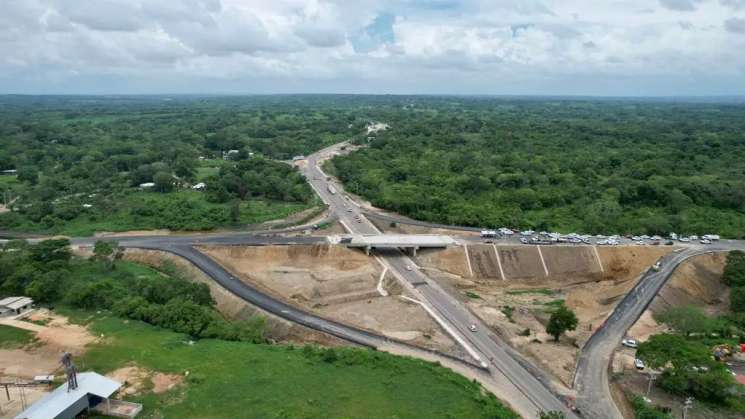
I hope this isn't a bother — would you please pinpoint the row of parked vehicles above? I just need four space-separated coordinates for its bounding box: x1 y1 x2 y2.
481 228 722 246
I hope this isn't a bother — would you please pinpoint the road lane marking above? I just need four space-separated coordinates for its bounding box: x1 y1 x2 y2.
398 295 484 364
463 244 474 277
592 245 605 273
338 219 353 233
492 244 506 280
376 265 389 297
536 245 549 277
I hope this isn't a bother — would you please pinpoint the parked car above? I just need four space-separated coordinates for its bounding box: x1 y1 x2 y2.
700 239 711 244
622 338 638 348
469 324 477 332
634 358 645 370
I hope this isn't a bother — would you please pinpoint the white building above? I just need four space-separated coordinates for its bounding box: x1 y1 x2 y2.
0 296 33 316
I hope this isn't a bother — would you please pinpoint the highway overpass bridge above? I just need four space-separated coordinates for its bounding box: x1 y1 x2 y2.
330 234 457 255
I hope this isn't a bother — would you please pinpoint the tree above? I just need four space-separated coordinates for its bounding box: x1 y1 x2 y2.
93 240 119 270
723 250 745 287
229 199 241 223
730 286 745 313
153 171 173 193
546 305 578 342
655 305 713 337
636 334 710 370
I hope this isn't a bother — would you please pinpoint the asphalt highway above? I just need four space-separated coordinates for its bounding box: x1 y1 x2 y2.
302 144 578 418
10 140 745 418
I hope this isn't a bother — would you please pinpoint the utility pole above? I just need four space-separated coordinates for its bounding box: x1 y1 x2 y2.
682 397 693 419
645 371 657 399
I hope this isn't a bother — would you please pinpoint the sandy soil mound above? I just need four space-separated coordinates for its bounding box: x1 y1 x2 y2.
498 246 545 280
649 252 728 315
199 245 458 353
416 247 470 278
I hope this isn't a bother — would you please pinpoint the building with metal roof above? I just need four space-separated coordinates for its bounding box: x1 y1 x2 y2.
0 296 33 316
15 372 141 419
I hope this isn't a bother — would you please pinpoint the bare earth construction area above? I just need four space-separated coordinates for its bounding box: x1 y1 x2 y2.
199 245 460 354
416 244 673 387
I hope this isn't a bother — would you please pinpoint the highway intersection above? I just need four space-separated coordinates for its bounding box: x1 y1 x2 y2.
12 141 745 419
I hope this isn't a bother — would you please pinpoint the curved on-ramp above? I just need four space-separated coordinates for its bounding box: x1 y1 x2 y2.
573 245 742 418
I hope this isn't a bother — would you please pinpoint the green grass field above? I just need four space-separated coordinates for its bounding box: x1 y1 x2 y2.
73 313 516 419
0 324 36 349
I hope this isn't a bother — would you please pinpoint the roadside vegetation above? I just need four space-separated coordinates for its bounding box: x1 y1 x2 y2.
0 239 265 342
635 251 745 413
330 98 745 237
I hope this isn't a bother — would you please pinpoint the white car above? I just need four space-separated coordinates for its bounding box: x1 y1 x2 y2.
679 237 691 243
634 358 645 370
405 265 412 271
689 235 699 241
469 324 477 332
700 239 711 244
622 338 638 348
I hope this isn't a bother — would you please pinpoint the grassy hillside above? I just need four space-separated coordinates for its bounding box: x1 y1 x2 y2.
0 324 36 349
76 313 517 419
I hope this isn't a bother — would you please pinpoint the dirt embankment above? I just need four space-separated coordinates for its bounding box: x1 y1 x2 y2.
627 252 728 343
416 245 672 388
123 249 350 347
198 245 458 354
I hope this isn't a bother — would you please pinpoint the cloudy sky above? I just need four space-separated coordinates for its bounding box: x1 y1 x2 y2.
1 0 745 96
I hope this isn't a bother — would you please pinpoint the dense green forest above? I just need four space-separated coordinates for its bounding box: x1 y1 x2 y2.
3 95 745 236
330 98 745 237
0 95 371 235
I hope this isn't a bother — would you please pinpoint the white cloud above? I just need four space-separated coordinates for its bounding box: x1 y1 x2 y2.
0 0 744 95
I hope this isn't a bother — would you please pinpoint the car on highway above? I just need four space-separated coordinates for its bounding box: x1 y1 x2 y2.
469 324 477 332
406 265 412 271
634 358 645 370
621 338 638 348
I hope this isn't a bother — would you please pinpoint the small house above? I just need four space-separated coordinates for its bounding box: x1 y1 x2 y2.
0 296 33 317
